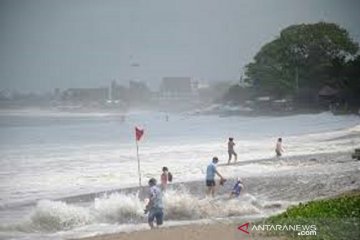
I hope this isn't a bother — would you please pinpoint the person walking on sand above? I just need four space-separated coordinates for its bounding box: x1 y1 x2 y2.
275 138 284 157
144 178 164 229
228 137 238 164
206 157 225 197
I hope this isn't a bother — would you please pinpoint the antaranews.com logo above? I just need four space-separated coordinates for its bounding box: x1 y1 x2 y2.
238 222 317 236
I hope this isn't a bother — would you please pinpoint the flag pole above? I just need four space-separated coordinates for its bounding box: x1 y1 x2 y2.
135 127 144 187
136 139 142 187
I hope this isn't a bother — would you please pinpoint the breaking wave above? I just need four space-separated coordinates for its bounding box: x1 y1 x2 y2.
0 188 268 233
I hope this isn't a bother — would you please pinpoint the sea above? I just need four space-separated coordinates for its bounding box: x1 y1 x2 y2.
0 109 359 239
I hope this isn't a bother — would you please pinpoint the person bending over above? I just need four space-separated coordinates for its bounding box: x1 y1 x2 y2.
206 157 225 197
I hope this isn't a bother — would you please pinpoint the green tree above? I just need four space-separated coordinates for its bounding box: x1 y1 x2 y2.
222 84 253 104
245 22 359 98
342 55 360 107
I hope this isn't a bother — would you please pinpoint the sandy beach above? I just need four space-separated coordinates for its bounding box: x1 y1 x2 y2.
75 222 287 240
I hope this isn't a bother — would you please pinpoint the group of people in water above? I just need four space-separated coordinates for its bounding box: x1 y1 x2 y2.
227 137 285 163
144 137 285 229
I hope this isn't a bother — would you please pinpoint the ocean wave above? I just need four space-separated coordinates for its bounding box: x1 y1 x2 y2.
0 200 92 233
0 189 265 233
29 200 93 232
93 192 144 223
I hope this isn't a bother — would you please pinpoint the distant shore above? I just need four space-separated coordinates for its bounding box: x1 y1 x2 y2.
196 107 359 118
1 105 359 117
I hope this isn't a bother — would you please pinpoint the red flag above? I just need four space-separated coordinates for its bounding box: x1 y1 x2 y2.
135 127 144 141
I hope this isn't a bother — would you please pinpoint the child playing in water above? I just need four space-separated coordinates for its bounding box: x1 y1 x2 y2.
230 177 244 198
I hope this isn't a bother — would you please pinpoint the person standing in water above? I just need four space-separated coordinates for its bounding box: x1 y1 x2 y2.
160 166 172 191
144 178 164 229
228 137 238 164
275 137 284 157
206 157 225 197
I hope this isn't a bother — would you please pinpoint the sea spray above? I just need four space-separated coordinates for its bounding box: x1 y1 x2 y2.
91 188 262 224
93 192 144 223
29 200 92 232
163 188 209 220
0 188 270 234
163 188 260 220
212 196 260 217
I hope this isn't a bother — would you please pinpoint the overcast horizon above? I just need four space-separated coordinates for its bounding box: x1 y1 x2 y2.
1 0 360 92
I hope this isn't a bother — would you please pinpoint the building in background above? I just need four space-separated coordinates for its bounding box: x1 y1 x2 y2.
159 77 198 101
151 77 200 111
62 87 108 103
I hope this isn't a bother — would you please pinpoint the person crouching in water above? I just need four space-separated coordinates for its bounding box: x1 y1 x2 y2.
230 177 244 198
228 137 238 164
206 157 225 197
144 178 164 229
275 138 284 157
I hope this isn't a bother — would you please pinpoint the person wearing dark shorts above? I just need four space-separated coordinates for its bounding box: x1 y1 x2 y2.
205 157 225 197
148 207 163 226
145 178 164 229
206 179 216 187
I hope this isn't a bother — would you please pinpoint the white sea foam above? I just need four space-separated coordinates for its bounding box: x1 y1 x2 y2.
0 188 265 234
29 200 93 232
93 192 144 223
0 112 359 239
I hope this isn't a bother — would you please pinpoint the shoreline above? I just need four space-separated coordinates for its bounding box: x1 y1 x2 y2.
55 151 358 205
1 106 359 117
73 190 360 240
73 222 274 240
67 151 360 240
0 151 358 239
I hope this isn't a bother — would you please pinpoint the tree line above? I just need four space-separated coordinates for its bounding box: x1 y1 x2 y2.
223 22 360 112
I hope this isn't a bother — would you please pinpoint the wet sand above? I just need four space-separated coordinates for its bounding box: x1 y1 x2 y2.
62 151 360 204
75 222 287 240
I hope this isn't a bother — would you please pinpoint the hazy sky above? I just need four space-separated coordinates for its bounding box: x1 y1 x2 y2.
1 0 359 92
